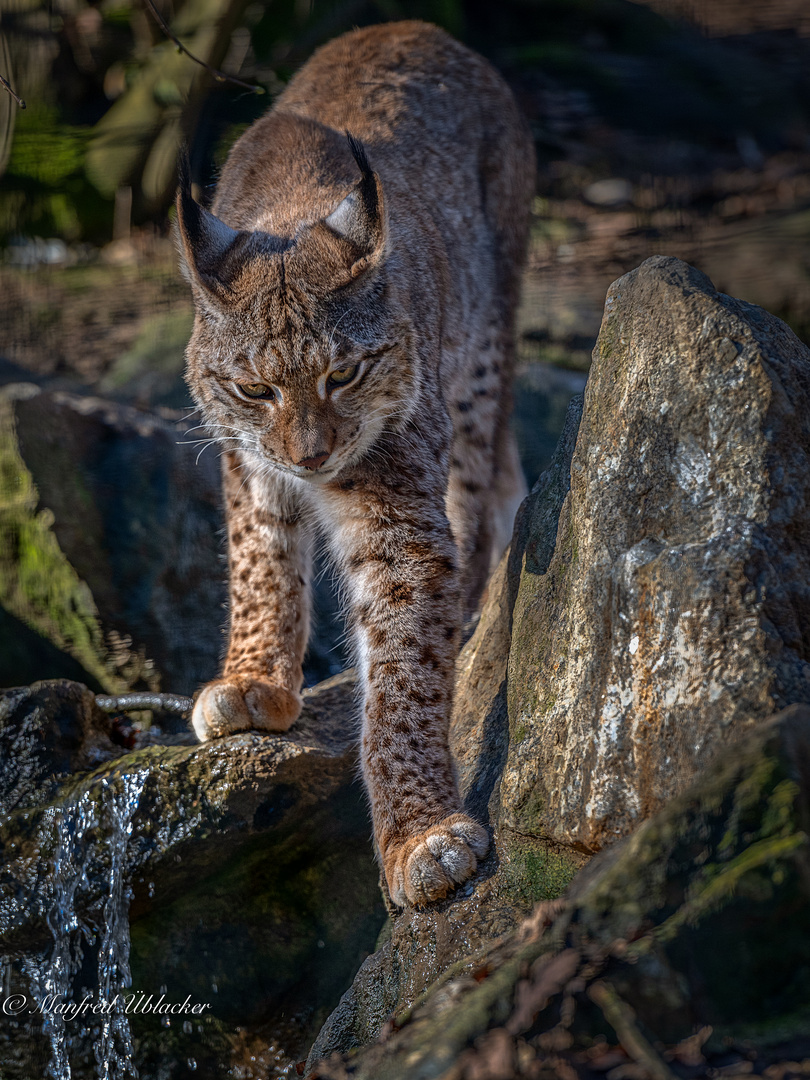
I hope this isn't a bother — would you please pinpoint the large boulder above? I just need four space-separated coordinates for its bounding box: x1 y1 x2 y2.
0 385 225 694
503 256 810 850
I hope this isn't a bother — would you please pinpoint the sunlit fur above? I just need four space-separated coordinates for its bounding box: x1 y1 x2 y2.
178 21 535 907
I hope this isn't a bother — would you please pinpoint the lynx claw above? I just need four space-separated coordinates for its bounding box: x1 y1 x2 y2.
385 813 490 907
191 677 302 741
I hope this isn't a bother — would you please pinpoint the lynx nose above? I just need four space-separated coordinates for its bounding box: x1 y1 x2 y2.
296 451 330 471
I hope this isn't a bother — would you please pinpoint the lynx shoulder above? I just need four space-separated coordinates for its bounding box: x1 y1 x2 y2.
177 21 535 906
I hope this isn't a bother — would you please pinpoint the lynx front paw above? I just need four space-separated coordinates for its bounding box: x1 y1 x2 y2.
385 813 490 907
191 676 302 741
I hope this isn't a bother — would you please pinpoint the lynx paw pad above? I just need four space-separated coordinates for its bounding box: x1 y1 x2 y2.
386 814 489 907
191 677 302 741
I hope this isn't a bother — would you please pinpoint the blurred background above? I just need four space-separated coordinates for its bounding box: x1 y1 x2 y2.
2 0 809 401
0 0 809 692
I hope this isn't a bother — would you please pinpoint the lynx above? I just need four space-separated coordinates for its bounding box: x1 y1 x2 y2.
177 21 534 906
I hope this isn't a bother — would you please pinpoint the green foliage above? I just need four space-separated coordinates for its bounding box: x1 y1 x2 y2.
0 106 112 242
9 107 84 186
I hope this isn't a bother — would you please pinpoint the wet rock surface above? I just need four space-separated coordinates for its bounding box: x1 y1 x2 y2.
0 671 386 1077
0 680 117 815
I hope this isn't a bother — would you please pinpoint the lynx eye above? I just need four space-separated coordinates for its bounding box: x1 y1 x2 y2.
237 382 276 401
327 365 359 389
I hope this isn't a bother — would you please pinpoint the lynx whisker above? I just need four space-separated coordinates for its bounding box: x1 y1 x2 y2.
327 307 352 353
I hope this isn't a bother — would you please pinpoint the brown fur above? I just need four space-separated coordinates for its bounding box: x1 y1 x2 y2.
178 21 534 906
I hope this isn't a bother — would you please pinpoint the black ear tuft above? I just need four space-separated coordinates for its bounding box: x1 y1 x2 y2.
175 148 206 254
175 151 241 301
346 131 373 181
177 145 192 197
322 132 385 269
342 131 380 248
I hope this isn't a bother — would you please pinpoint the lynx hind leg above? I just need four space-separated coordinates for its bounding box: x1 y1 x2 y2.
384 814 490 907
193 451 310 742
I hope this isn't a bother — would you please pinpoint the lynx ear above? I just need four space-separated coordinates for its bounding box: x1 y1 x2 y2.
175 160 240 304
324 133 384 261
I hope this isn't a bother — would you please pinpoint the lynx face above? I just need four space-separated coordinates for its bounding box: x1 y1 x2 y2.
181 143 419 484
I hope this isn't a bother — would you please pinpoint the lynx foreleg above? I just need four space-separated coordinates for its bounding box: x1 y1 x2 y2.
192 450 311 741
322 483 488 906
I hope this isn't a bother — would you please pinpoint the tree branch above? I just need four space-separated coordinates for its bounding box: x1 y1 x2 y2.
587 980 678 1080
0 73 25 109
141 0 263 94
96 692 194 715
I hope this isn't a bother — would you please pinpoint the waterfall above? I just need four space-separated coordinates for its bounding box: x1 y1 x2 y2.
23 771 147 1080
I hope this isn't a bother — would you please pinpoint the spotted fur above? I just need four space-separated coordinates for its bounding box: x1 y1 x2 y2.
178 21 534 906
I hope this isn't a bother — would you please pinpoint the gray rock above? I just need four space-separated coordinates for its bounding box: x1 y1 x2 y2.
503 256 810 851
0 680 117 815
583 177 634 207
452 393 583 830
307 256 810 1072
0 385 225 695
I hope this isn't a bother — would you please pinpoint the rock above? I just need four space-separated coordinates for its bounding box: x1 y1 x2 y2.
0 385 225 695
503 256 810 851
310 703 810 1079
583 178 634 207
0 679 116 815
451 392 584 826
305 866 525 1070
307 256 810 1070
0 672 386 1076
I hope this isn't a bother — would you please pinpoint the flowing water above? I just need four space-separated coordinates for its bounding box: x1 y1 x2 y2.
21 771 147 1080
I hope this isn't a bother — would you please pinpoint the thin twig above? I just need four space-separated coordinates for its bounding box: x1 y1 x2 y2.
0 73 25 109
141 0 263 94
96 692 194 715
